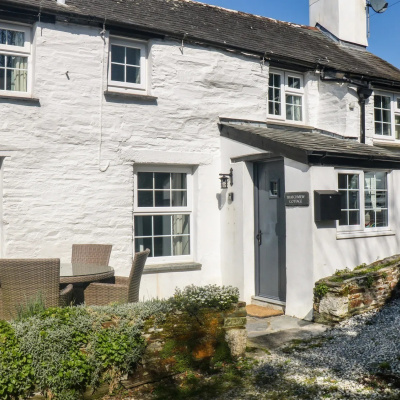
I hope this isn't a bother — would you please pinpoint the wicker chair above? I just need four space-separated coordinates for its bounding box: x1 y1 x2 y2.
0 259 73 320
84 249 150 306
71 244 112 267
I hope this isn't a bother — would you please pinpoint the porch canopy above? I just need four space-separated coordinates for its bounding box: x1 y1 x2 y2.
219 123 400 169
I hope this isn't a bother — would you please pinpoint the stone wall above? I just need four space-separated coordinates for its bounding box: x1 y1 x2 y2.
313 255 400 324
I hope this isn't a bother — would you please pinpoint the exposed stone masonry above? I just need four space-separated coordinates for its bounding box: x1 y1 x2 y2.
313 255 400 324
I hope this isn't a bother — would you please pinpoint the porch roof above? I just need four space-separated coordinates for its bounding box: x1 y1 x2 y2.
219 123 400 169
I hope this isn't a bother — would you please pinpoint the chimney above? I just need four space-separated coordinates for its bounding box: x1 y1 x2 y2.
57 0 66 4
310 0 368 47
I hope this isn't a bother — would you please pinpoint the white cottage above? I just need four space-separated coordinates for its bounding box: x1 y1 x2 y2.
1 0 400 319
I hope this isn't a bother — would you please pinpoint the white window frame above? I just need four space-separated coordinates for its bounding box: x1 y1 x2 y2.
133 165 193 264
336 169 391 235
268 69 304 123
0 21 32 97
108 36 147 93
374 91 400 141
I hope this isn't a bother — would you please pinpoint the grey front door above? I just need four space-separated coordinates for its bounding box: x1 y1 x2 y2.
255 160 286 302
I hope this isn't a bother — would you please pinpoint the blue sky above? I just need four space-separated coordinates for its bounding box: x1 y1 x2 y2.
197 0 400 68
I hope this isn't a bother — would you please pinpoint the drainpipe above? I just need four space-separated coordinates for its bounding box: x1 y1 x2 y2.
357 87 373 144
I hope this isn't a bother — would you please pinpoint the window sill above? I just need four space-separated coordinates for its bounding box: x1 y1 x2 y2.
143 262 202 274
0 94 40 103
336 230 395 240
373 139 400 148
104 90 157 101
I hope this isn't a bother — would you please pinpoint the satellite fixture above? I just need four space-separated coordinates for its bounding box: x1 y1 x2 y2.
367 0 389 38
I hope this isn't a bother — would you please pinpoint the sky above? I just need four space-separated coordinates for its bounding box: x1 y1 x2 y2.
196 0 400 69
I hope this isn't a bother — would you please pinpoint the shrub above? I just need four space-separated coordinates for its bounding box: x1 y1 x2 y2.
171 285 240 315
0 285 239 399
314 283 329 299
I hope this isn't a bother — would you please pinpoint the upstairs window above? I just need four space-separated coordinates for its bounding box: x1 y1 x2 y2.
268 71 304 122
374 93 400 139
108 38 147 92
0 23 31 94
338 171 388 231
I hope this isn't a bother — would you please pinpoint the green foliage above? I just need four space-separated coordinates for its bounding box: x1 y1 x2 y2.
365 275 375 288
0 320 35 400
171 284 239 315
0 285 238 399
314 283 329 299
16 292 46 321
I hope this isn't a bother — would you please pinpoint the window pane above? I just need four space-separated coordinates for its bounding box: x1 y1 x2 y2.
155 173 170 189
111 45 125 63
349 211 360 225
155 190 171 207
9 69 27 92
126 66 140 84
339 190 347 209
288 76 300 89
154 237 172 257
382 123 391 136
8 56 27 69
374 108 382 122
338 174 347 189
375 210 388 227
126 47 140 66
173 236 190 256
172 191 187 207
154 215 171 236
173 214 190 235
134 216 152 236
0 29 6 44
397 98 400 109
6 69 11 91
382 96 391 109
395 115 400 139
382 109 391 123
138 191 153 207
376 192 387 208
348 191 359 209
7 30 24 46
339 211 347 226
171 173 187 189
138 172 153 189
273 74 280 87
135 237 152 255
111 64 124 82
375 122 382 135
0 54 4 67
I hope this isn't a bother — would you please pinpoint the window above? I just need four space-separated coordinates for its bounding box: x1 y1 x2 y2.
268 71 304 122
0 23 31 95
338 171 388 231
108 37 147 92
134 169 192 259
374 93 400 139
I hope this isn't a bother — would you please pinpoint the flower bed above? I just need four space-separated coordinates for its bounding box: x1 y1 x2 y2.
313 255 400 324
0 285 246 400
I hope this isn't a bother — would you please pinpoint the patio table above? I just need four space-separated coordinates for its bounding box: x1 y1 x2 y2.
60 263 114 285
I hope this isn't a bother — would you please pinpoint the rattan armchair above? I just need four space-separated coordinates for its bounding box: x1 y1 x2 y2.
0 259 73 320
71 244 112 267
84 249 150 306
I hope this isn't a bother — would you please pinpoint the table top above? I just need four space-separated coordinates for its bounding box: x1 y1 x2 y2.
60 263 114 284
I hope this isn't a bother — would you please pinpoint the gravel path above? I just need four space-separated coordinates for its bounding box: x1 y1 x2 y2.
222 299 400 399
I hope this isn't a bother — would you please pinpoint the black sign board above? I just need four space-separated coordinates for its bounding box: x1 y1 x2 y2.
285 192 309 207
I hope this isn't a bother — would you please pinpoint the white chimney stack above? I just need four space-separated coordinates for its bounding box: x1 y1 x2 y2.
310 0 368 47
57 0 66 4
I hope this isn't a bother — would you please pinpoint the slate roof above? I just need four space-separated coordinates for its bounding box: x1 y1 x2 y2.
219 123 400 169
1 0 400 84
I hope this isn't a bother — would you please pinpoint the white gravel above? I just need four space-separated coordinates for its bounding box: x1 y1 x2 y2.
222 299 400 399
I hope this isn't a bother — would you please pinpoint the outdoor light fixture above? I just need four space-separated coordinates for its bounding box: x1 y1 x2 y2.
219 168 233 189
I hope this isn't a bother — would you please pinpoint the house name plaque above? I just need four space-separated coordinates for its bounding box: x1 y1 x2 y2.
285 192 309 207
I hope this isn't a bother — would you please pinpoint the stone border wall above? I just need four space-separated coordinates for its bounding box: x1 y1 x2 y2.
314 256 400 324
32 302 247 398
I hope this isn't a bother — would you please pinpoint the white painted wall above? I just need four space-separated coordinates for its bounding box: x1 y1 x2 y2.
0 20 267 300
310 0 368 47
284 159 314 320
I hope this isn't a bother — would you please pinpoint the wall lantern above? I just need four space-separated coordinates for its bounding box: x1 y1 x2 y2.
219 168 233 189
